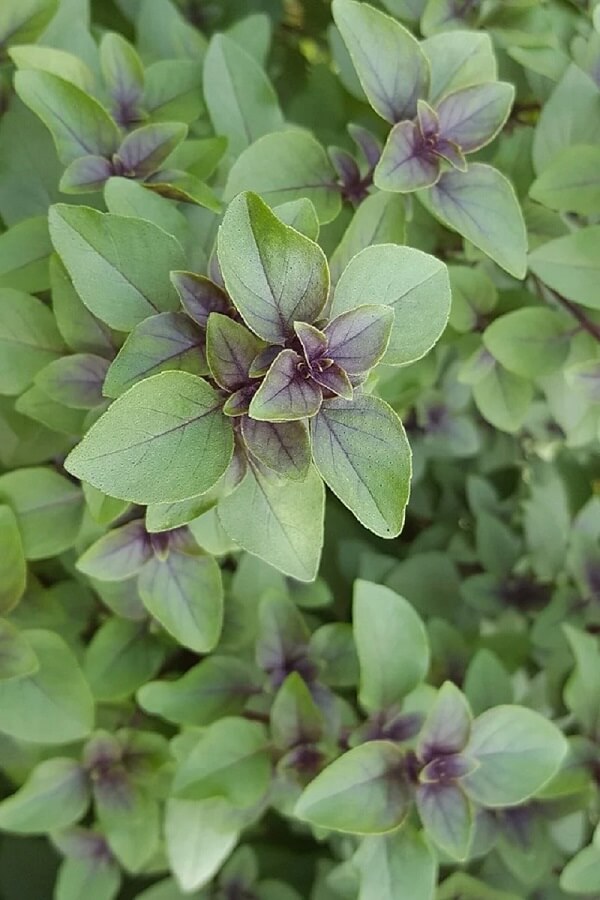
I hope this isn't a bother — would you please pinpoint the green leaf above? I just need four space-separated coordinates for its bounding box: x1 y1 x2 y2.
353 580 429 712
326 305 393 374
56 850 121 900
0 0 57 47
65 372 234 504
224 131 341 225
14 70 120 165
35 353 110 408
528 226 600 311
9 43 95 92
165 798 241 893
0 618 38 682
218 464 325 582
0 217 52 293
0 467 83 559
329 192 406 286
271 672 323 750
563 625 600 739
218 192 329 344
206 313 265 391
422 31 497 104
174 717 271 807
15 383 87 436
0 758 90 834
95 780 159 873
483 308 570 378
354 829 437 900
330 244 450 366
448 265 497 333
311 394 411 538
295 740 410 834
417 682 471 757
138 655 262 727
241 417 311 481
77 520 152 581
0 629 94 743
464 650 513 716
104 312 208 398
560 844 600 895
143 59 204 124
84 618 164 702
472 362 533 433
332 0 429 123
0 288 64 395
530 145 600 216
100 31 144 115
49 205 185 331
104 177 189 245
416 783 473 861
421 164 527 279
273 199 320 241
249 350 323 421
50 256 115 357
203 34 283 157
138 550 224 653
436 82 514 153
0 505 27 613
462 705 568 807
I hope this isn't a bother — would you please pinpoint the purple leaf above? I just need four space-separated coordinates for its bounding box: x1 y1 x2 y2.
76 520 152 581
115 122 188 178
37 353 110 409
241 417 311 480
435 138 467 172
206 313 265 391
417 99 439 137
374 120 441 193
60 155 113 194
437 82 515 153
416 782 473 860
348 123 381 169
294 321 328 363
170 271 231 327
223 384 258 417
328 146 361 185
249 349 323 422
248 345 280 377
418 682 472 761
311 362 353 400
325 304 394 374
420 753 476 784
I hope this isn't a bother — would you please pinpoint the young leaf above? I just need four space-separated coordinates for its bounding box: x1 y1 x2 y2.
0 629 94 743
436 82 514 153
0 288 64 395
0 758 90 834
462 706 568 807
218 464 325 582
224 131 341 224
138 550 224 653
332 0 429 123
218 192 329 344
100 31 145 123
0 505 27 613
271 672 323 750
206 313 265 391
65 372 234 504
353 580 429 712
295 741 410 834
311 394 411 538
116 123 188 178
249 350 323 421
325 305 393 374
417 682 472 758
9 43 95 93
422 31 497 104
60 155 113 194
49 205 185 331
330 244 450 366
375 120 441 193
103 312 208 398
203 34 284 157
14 70 120 164
171 272 231 327
421 164 527 279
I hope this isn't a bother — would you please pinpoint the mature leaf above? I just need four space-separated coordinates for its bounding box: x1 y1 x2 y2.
249 350 323 421
273 199 320 241
0 629 94 743
473 362 533 433
0 618 38 681
9 43 95 92
50 256 115 357
530 145 600 216
448 265 497 333
65 372 234 504
354 829 438 900
462 706 568 807
0 216 53 293
0 0 58 47
206 313 265 391
560 844 600 895
138 550 223 653
329 192 406 286
332 0 429 123
416 783 473 861
436 83 514 153
0 288 64 395
100 31 145 118
422 31 497 104
174 717 271 807
331 244 450 366
0 758 90 834
104 313 207 398
94 779 159 873
295 741 410 834
15 70 120 164
311 395 411 538
84 618 164 702
224 131 341 224
422 164 527 279
354 580 429 713
218 464 325 581
271 672 323 750
241 417 311 480
36 353 109 408
203 34 284 157
165 798 241 893
483 308 569 377
528 226 600 311
375 121 441 193
218 192 329 344
143 59 204 124
0 505 27 613
0 467 83 559
49 205 185 331
563 626 600 739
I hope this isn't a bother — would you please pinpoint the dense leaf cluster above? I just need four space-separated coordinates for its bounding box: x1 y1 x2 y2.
0 0 599 898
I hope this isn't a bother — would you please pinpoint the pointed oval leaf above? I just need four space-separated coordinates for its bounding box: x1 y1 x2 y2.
325 305 393 374
375 121 441 193
311 394 411 538
416 783 473 861
60 155 113 194
0 618 39 682
436 82 514 153
0 506 27 614
329 192 406 286
528 226 600 311
36 353 110 409
218 192 329 344
241 417 311 481
170 272 231 327
65 372 234 504
0 287 64 395
206 313 266 391
0 758 90 834
354 829 438 900
116 122 188 178
249 350 323 422
77 520 152 582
